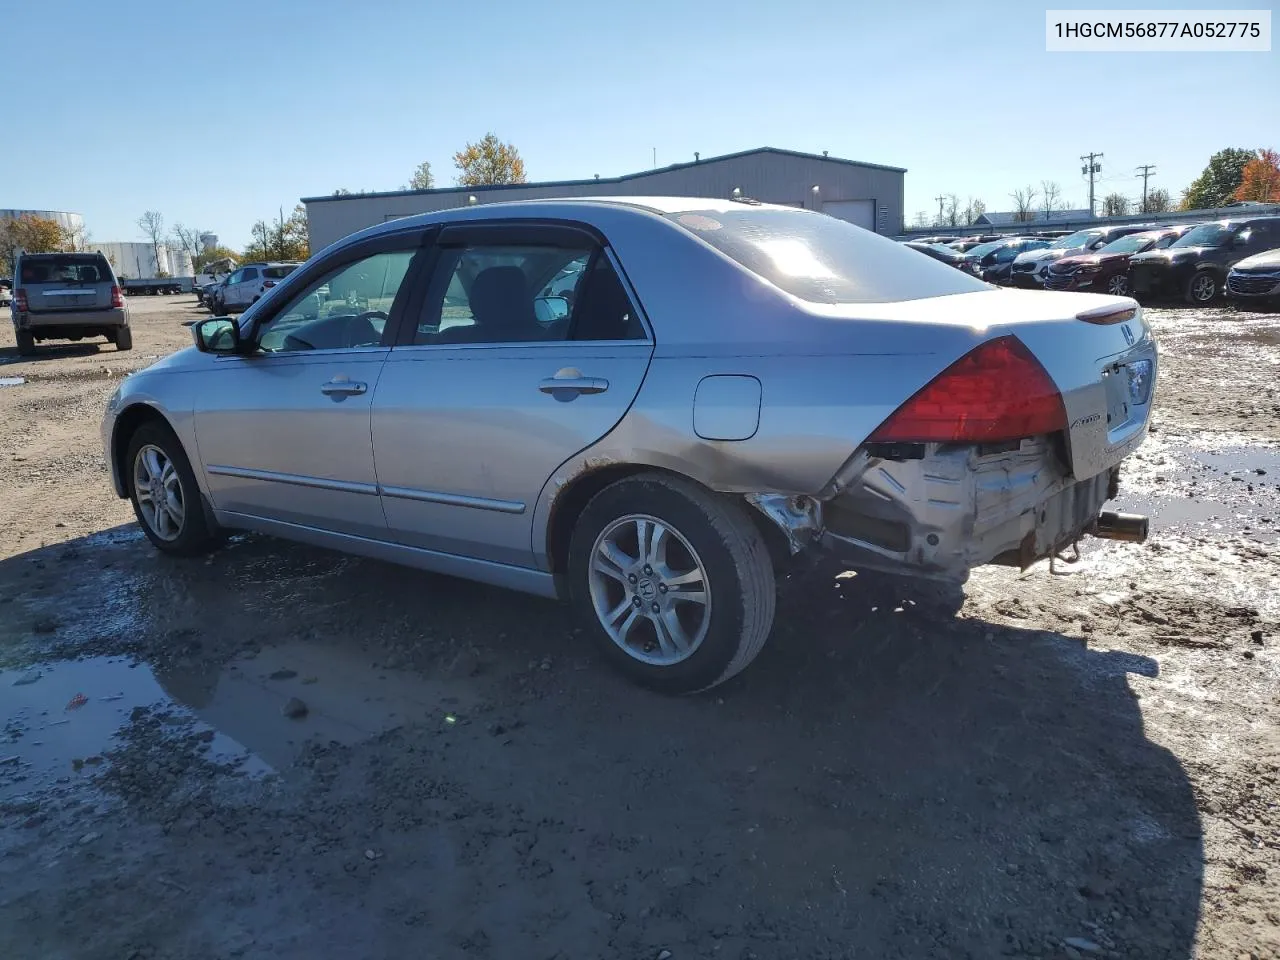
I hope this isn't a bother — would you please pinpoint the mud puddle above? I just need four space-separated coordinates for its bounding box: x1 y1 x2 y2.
2 641 463 799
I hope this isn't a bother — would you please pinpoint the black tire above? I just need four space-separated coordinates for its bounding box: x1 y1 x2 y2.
15 327 36 356
113 327 133 351
125 420 219 556
1185 269 1218 305
567 472 776 694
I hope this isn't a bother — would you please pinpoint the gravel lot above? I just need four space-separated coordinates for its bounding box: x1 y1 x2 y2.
1 294 1277 960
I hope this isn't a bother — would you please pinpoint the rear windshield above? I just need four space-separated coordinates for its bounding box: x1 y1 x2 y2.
263 265 298 280
668 209 987 303
19 255 112 284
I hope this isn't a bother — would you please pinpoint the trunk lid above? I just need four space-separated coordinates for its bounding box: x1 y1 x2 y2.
817 288 1156 480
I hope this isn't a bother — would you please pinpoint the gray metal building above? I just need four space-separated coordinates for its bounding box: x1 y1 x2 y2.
301 147 905 251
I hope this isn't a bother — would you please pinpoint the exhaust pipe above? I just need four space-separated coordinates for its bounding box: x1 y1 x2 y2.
1091 511 1149 544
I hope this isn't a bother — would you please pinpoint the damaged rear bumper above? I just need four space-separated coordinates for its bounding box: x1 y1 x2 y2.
752 438 1141 583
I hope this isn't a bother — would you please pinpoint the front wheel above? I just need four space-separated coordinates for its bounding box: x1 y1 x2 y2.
126 421 218 555
1106 274 1130 296
568 473 776 694
1185 269 1218 305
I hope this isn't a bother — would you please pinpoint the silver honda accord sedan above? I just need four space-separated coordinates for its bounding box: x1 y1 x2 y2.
102 197 1155 693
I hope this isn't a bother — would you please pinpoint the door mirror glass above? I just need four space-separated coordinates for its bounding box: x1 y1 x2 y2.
533 295 570 322
193 317 240 354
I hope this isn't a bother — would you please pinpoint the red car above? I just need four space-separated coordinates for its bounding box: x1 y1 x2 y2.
1043 225 1192 296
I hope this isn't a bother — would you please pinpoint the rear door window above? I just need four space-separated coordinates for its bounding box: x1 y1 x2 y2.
20 256 110 284
262 265 297 280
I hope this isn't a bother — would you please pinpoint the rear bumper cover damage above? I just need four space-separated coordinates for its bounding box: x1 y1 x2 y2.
750 438 1133 582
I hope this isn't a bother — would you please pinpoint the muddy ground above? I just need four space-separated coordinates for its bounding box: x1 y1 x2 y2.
0 295 1277 960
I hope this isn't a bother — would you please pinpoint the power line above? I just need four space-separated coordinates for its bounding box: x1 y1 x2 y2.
1136 164 1156 213
1080 152 1103 216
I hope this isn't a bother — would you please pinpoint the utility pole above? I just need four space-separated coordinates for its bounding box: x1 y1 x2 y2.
1136 164 1156 213
935 194 947 225
1080 152 1103 216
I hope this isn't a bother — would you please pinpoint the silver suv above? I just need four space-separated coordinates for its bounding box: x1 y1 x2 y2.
11 252 132 355
213 262 301 314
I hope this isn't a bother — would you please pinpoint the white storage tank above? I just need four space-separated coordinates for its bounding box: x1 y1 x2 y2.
90 242 169 280
165 246 194 277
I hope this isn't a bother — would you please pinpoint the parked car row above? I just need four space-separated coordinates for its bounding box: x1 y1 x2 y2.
903 215 1280 307
200 261 302 314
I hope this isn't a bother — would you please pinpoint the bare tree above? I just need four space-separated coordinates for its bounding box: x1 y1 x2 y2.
137 211 165 276
962 197 987 226
912 211 930 228
1101 193 1132 217
170 223 206 267
944 194 960 227
1010 185 1039 222
1144 188 1173 213
1040 180 1064 219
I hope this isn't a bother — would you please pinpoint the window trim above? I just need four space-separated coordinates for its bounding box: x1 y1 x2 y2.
396 220 653 350
239 226 437 353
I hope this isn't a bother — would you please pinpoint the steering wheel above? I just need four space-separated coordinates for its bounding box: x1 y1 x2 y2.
347 310 390 347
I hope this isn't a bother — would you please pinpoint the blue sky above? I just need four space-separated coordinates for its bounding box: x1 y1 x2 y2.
5 0 1277 248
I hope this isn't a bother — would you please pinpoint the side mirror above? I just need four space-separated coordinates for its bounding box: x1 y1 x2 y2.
533 295 570 322
1232 233 1250 247
193 317 241 354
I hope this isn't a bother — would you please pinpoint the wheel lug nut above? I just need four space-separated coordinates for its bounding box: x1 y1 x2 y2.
643 564 652 575
633 596 642 607
650 602 660 613
627 573 637 584
658 583 668 594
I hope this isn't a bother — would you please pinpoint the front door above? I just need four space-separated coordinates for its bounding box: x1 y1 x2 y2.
192 241 425 540
372 223 654 568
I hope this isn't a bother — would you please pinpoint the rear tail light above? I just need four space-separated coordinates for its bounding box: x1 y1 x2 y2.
110 285 124 308
14 288 28 312
868 335 1066 444
1075 303 1136 325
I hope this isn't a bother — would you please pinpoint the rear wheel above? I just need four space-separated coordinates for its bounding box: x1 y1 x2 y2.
568 473 776 694
1185 269 1218 305
126 421 217 556
113 327 133 351
15 327 35 356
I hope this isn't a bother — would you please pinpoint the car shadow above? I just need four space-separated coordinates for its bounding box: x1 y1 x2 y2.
0 525 1202 958
0 342 105 363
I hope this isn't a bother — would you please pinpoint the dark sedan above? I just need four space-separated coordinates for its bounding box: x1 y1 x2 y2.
1129 217 1280 304
957 237 1050 284
903 241 969 270
1043 226 1191 296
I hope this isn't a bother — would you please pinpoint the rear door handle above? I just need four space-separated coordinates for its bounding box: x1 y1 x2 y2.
538 376 609 396
321 378 367 397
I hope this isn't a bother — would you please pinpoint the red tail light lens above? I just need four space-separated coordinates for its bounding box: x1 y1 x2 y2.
868 335 1066 444
14 288 28 312
110 285 124 308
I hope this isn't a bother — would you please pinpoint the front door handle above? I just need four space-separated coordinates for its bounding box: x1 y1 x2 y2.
539 368 609 397
321 377 367 398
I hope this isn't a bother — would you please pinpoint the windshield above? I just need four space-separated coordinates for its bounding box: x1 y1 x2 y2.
669 209 987 303
1172 222 1234 248
965 241 1005 258
1098 234 1154 255
1050 230 1100 250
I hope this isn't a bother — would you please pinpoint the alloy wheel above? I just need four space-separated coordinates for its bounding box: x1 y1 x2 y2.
1107 275 1129 296
1191 274 1216 302
587 514 711 666
133 444 186 541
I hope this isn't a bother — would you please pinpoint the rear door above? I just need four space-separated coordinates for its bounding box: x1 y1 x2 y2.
227 267 259 309
372 221 654 568
20 255 113 314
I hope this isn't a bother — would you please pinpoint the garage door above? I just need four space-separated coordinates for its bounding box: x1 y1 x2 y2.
822 199 875 231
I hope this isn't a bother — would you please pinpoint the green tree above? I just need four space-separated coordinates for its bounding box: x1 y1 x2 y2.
1143 187 1173 214
241 205 309 263
1 214 74 272
453 133 527 186
1101 192 1131 217
407 161 435 190
1181 148 1254 210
